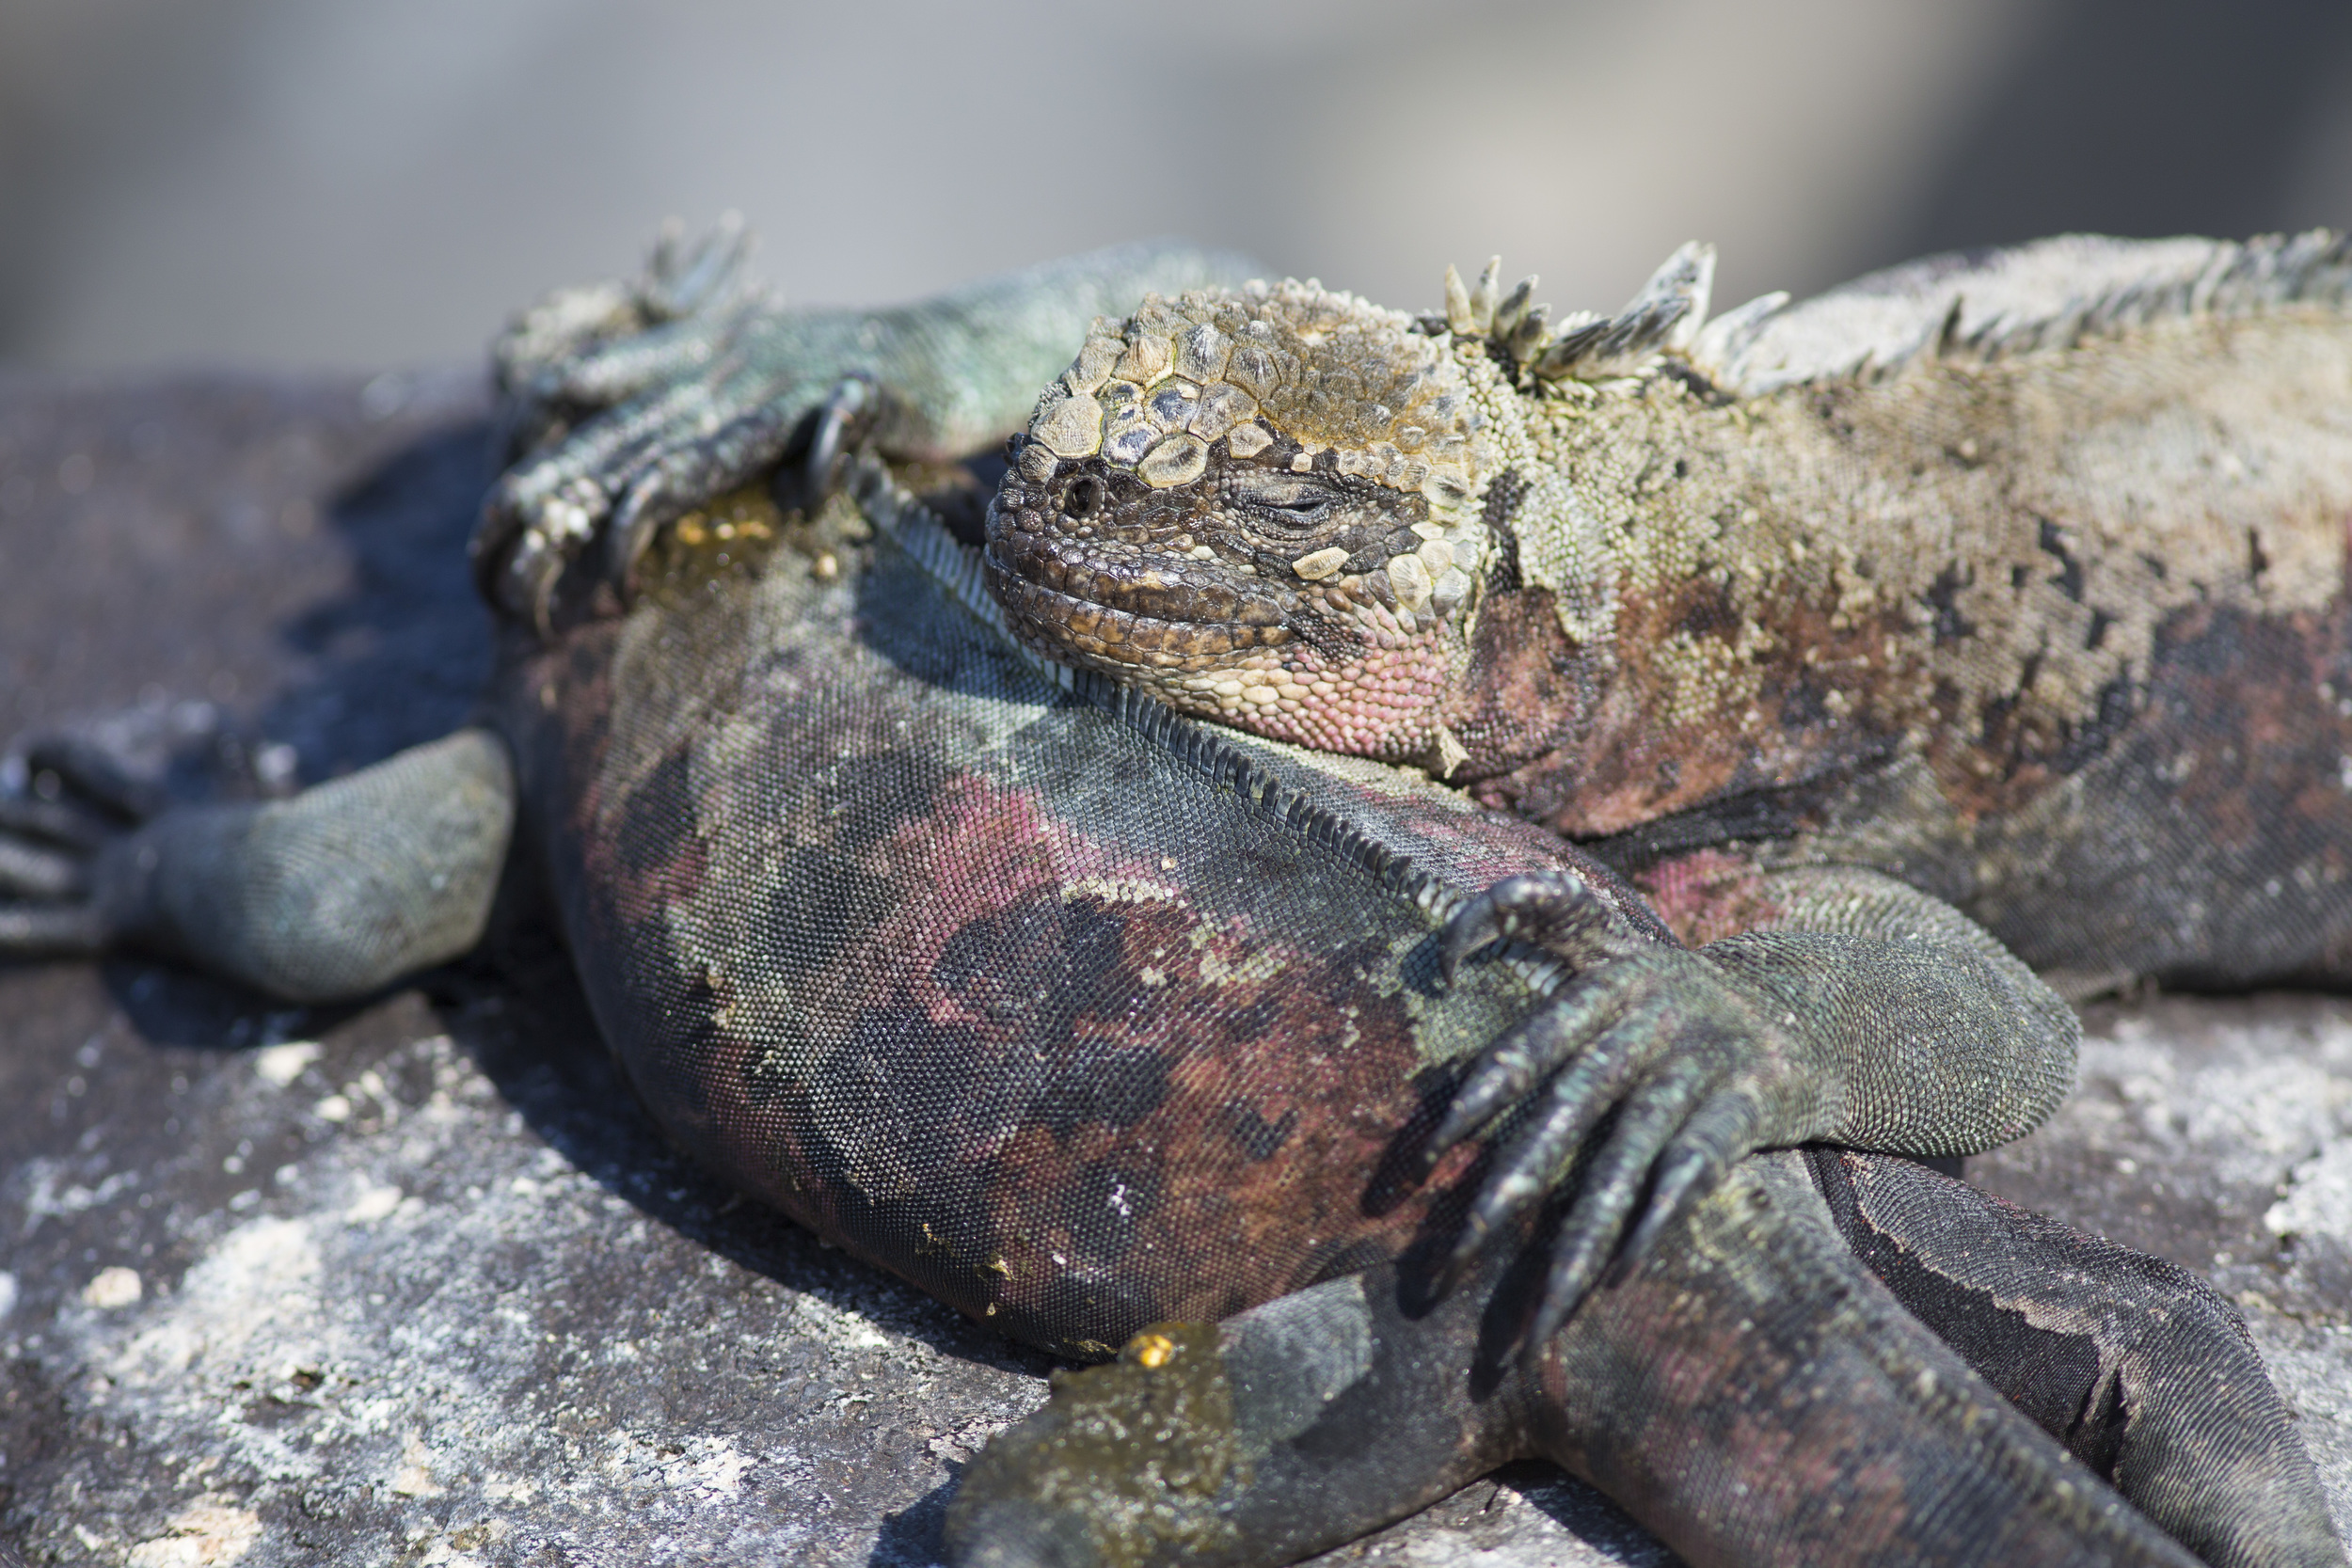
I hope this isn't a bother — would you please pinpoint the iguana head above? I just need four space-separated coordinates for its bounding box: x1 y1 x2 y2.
983 248 1716 763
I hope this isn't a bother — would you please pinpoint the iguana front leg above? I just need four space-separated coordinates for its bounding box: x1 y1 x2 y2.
474 232 1255 633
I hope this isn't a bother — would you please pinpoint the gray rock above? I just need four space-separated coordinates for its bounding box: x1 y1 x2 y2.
1 374 2344 1565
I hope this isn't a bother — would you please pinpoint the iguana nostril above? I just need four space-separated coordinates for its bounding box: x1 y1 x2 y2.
1068 476 1103 519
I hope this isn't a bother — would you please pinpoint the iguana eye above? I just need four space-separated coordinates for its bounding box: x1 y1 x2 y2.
1229 473 1336 528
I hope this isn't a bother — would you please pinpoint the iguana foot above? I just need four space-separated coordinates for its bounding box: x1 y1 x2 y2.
473 231 1257 635
0 727 176 956
472 218 818 634
1433 865 2081 1355
0 729 516 1004
1432 868 1851 1348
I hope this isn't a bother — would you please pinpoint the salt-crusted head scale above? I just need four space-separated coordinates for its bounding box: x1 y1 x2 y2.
1022 280 1488 508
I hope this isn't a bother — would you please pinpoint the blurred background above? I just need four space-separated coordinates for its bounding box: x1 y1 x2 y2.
4 0 2352 372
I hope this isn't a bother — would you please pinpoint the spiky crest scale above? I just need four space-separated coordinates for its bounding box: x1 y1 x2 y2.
1700 228 2352 395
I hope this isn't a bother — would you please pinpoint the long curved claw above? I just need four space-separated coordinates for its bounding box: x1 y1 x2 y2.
602 469 675 596
601 396 803 594
1439 869 1648 983
0 903 108 957
479 360 749 620
0 796 109 852
1523 1061 1713 1350
480 472 606 635
803 375 876 501
1427 967 1637 1155
473 466 605 610
1438 883 1513 984
1434 1013 1643 1293
1608 1112 1743 1280
0 728 160 960
471 219 802 633
476 335 821 628
639 212 751 319
515 534 572 643
0 837 87 899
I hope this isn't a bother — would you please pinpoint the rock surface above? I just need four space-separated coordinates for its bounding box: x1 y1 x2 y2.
0 374 2344 1566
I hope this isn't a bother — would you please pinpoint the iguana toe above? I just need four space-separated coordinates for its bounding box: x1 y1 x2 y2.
0 726 168 958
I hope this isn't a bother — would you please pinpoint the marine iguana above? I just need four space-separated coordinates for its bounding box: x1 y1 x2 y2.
966 234 2352 1006
0 236 2340 1565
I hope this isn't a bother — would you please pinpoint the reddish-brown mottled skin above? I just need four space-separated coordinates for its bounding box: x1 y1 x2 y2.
491 539 1620 1355
1434 548 2352 990
1527 1153 2200 1568
434 238 2352 1567
991 264 2352 995
1448 581 1915 838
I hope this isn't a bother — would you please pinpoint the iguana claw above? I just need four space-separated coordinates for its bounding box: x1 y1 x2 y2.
1435 870 1833 1351
472 231 1257 636
471 220 783 630
0 732 161 959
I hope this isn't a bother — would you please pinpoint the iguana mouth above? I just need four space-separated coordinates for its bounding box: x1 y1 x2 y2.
986 527 1295 669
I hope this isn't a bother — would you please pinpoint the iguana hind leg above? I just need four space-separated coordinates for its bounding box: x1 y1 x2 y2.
946 1259 1535 1568
948 1151 2224 1568
0 727 515 1004
1808 1148 2347 1568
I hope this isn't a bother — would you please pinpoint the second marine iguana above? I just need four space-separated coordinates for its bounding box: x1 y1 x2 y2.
0 237 2341 1564
967 233 2352 1005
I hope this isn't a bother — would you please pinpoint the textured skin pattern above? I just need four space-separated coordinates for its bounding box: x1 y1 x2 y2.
501 517 1582 1351
956 1149 2341 1568
1807 1147 2344 1568
476 238 1255 634
986 233 2352 996
52 728 514 1003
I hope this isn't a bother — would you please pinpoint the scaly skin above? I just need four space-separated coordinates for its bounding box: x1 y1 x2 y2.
983 235 2352 994
494 472 2336 1566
